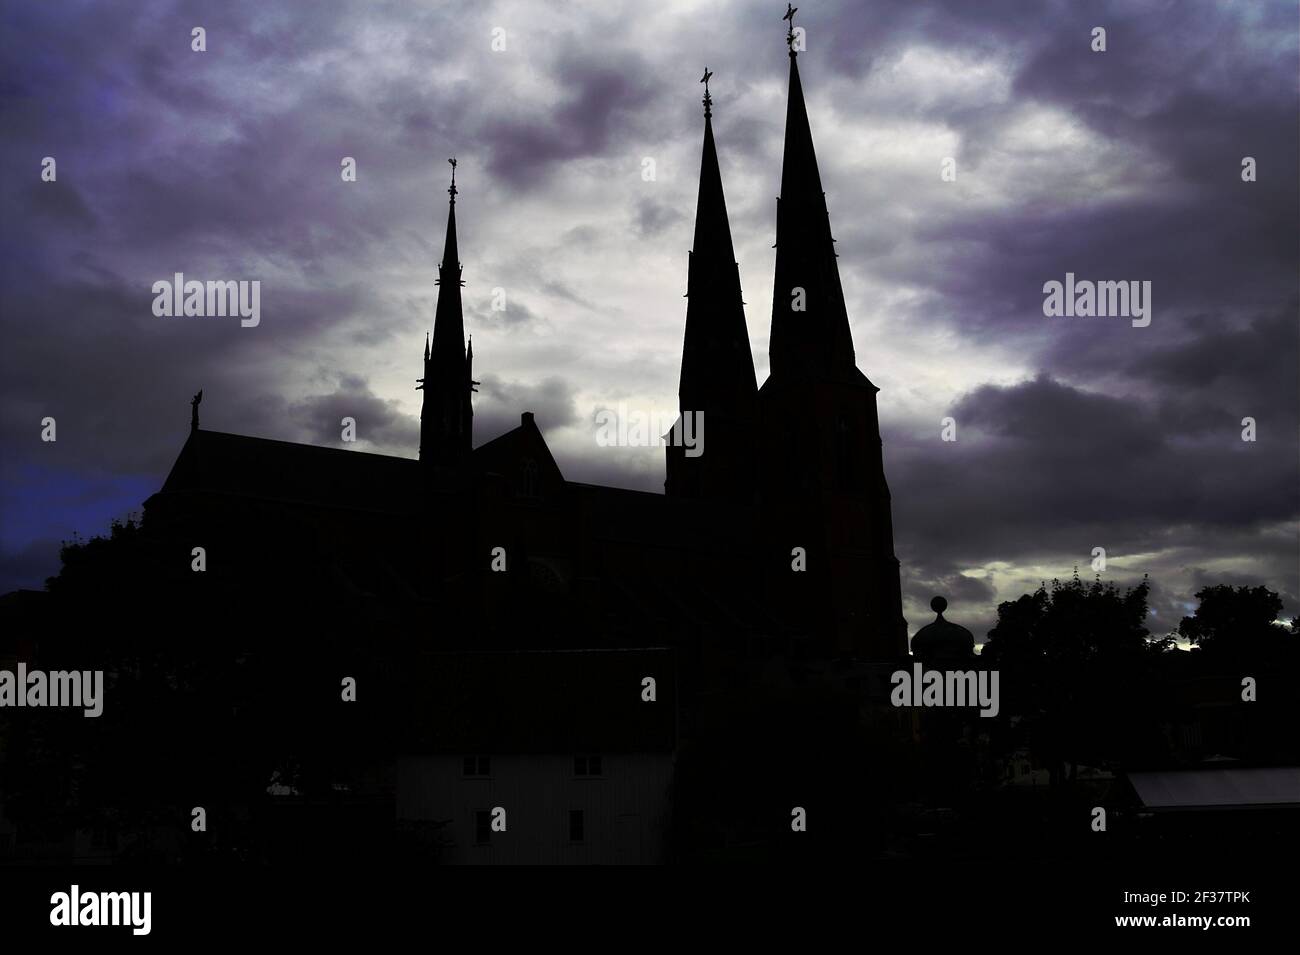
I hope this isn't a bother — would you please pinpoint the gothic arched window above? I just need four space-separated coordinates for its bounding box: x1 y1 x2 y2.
520 457 539 498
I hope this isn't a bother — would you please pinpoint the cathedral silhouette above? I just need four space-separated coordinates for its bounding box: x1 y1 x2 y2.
4 17 917 865
159 27 908 667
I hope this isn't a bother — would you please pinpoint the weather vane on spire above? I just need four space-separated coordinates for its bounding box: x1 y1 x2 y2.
448 157 458 202
700 67 713 118
783 4 798 55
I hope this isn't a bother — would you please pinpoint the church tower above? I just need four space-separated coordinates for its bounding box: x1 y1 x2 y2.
666 71 759 501
759 12 907 660
419 159 477 467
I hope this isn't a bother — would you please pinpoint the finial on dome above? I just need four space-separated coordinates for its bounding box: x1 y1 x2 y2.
912 595 975 663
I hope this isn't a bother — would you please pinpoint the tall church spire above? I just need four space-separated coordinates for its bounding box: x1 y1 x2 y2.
757 10 907 661
768 15 857 380
420 158 474 466
666 70 758 500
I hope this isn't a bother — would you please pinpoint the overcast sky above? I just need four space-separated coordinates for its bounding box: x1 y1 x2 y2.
2 0 1297 639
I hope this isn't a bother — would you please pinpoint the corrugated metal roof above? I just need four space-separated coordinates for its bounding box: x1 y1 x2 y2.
1127 767 1300 809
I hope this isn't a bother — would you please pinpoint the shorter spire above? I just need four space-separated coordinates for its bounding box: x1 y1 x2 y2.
424 331 430 361
422 160 473 464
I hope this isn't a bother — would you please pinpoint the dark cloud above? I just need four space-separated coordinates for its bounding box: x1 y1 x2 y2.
479 45 659 189
467 297 549 332
474 374 579 443
289 377 419 454
536 278 597 311
895 371 1295 549
632 197 686 238
886 366 1297 634
22 178 97 226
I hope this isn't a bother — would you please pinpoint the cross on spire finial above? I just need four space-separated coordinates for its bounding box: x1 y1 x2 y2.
700 68 713 118
448 157 458 202
783 4 798 56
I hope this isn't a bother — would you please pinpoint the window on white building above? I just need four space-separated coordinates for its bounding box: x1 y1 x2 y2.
574 755 603 776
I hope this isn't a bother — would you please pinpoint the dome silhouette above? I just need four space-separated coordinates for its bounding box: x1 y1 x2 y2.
911 595 975 662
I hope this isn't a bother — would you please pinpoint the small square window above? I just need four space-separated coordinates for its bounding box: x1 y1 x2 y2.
574 755 603 776
569 809 584 843
475 810 491 844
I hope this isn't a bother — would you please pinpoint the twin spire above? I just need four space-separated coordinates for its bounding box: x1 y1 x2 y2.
669 5 857 496
670 5 852 501
683 1 855 397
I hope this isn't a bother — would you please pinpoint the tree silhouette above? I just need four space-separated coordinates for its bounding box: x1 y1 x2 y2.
5 513 402 863
1177 584 1298 666
981 573 1169 786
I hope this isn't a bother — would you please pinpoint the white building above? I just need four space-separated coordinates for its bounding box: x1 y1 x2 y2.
395 648 676 864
